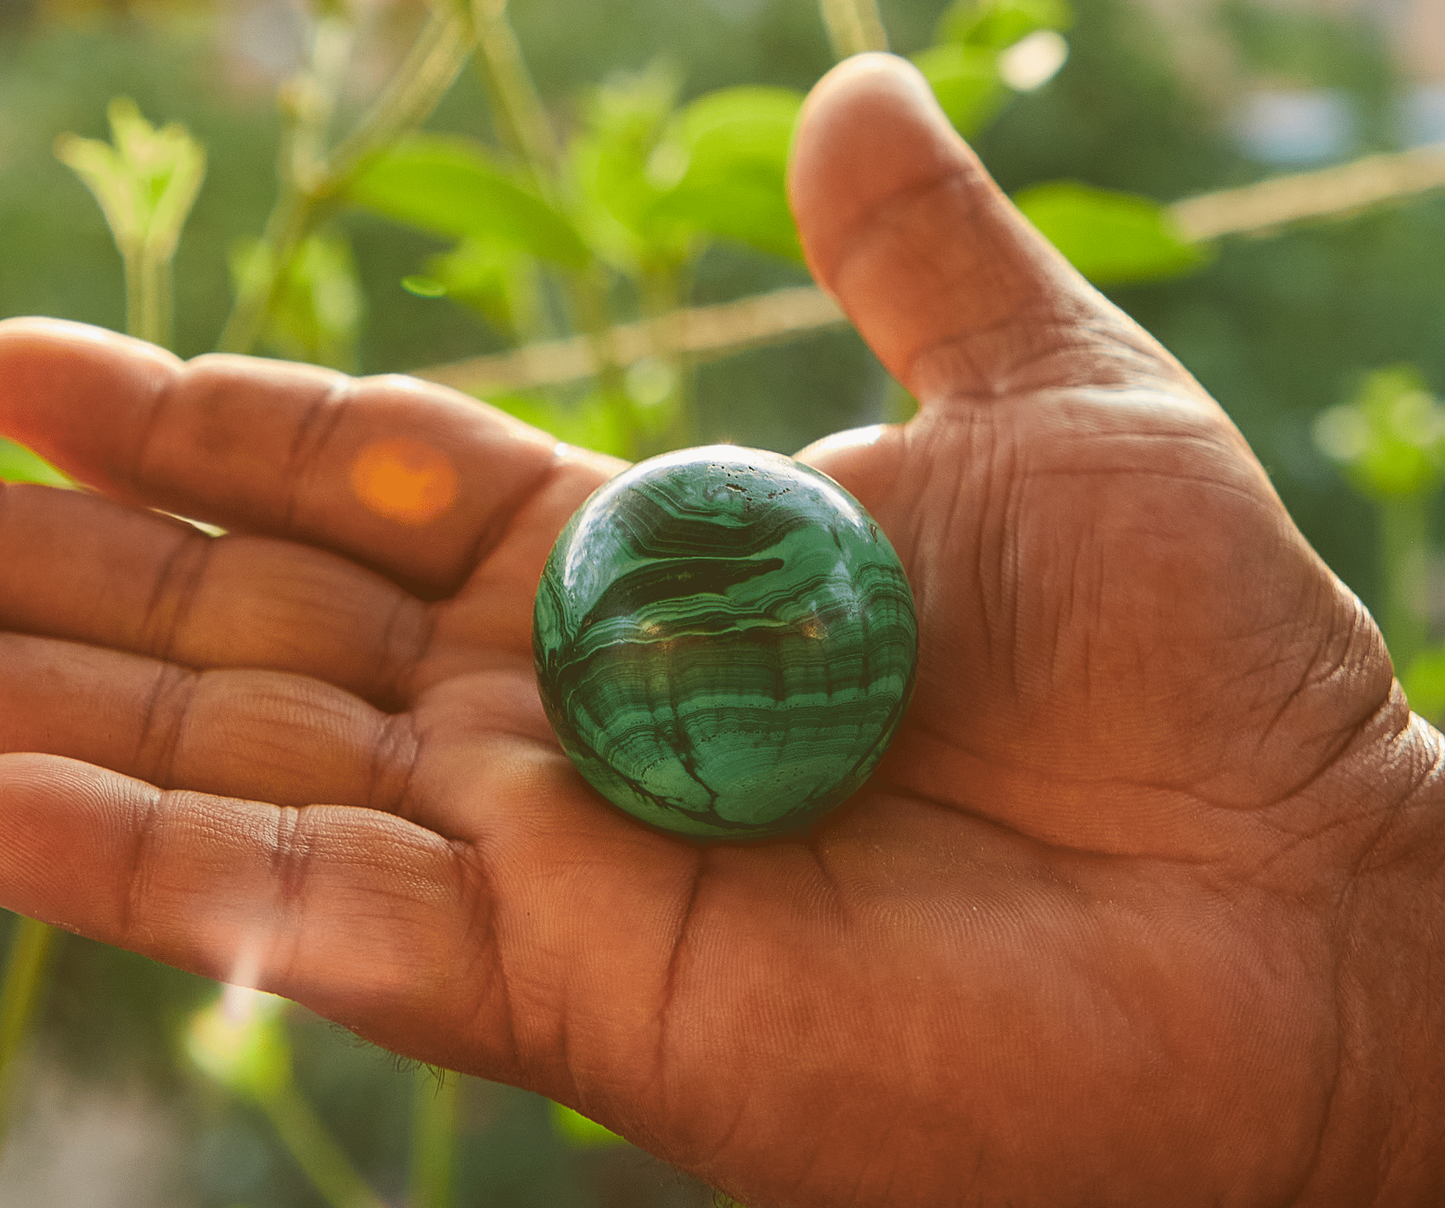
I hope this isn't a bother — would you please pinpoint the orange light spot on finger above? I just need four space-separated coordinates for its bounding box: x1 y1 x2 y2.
349 438 459 525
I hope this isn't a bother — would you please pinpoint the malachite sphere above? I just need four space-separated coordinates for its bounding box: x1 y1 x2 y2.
532 445 918 840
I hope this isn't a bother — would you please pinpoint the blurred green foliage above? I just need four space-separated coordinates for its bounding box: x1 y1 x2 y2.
548 1101 626 1149
348 134 591 267
1218 0 1399 150
231 228 367 369
1403 646 1445 722
1014 179 1208 284
912 0 1071 134
55 94 206 343
648 85 805 261
3 0 1445 1203
1314 366 1445 502
333 0 1163 459
0 439 67 485
1314 368 1445 709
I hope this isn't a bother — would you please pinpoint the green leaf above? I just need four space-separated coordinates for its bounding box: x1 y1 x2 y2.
421 238 545 340
1313 366 1445 500
651 86 805 261
911 44 1009 137
54 134 141 251
936 0 1073 49
1404 646 1445 725
548 1100 627 1149
668 87 801 176
485 390 634 460
1012 180 1209 285
565 62 690 271
347 136 590 269
112 99 206 264
401 275 448 298
0 439 70 487
185 988 292 1101
55 97 206 262
230 229 365 371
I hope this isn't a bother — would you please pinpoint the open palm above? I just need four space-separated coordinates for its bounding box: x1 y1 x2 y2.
0 56 1436 1208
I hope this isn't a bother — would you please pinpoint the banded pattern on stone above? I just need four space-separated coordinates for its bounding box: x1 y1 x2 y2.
533 446 917 840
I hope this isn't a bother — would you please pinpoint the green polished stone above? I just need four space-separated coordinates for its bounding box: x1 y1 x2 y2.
533 445 918 840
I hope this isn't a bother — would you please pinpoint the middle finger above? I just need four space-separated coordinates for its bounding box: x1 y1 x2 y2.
0 629 414 811
0 480 432 709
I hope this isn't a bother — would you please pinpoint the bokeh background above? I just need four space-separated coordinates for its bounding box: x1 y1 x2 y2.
1 0 1444 1204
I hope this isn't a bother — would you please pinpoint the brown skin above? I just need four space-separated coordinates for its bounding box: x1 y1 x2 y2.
0 54 1440 1207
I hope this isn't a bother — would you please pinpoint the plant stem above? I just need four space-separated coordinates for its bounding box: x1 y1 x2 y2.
218 4 476 355
1378 494 1431 675
411 284 846 395
123 248 147 341
408 1068 460 1208
216 182 311 355
329 6 477 185
0 917 59 1141
471 0 560 186
130 249 173 349
255 1075 389 1208
817 0 889 59
570 270 640 456
122 242 174 348
467 0 642 452
640 262 695 453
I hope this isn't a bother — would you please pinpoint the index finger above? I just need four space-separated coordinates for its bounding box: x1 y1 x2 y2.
0 319 614 596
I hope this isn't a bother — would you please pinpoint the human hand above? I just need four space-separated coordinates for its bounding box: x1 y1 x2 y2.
1 54 1442 1208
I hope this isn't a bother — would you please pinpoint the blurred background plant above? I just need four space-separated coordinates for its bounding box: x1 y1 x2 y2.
2 0 1445 1202
54 95 206 345
1314 366 1445 719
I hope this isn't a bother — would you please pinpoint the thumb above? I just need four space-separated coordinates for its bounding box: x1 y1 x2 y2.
788 53 1170 404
